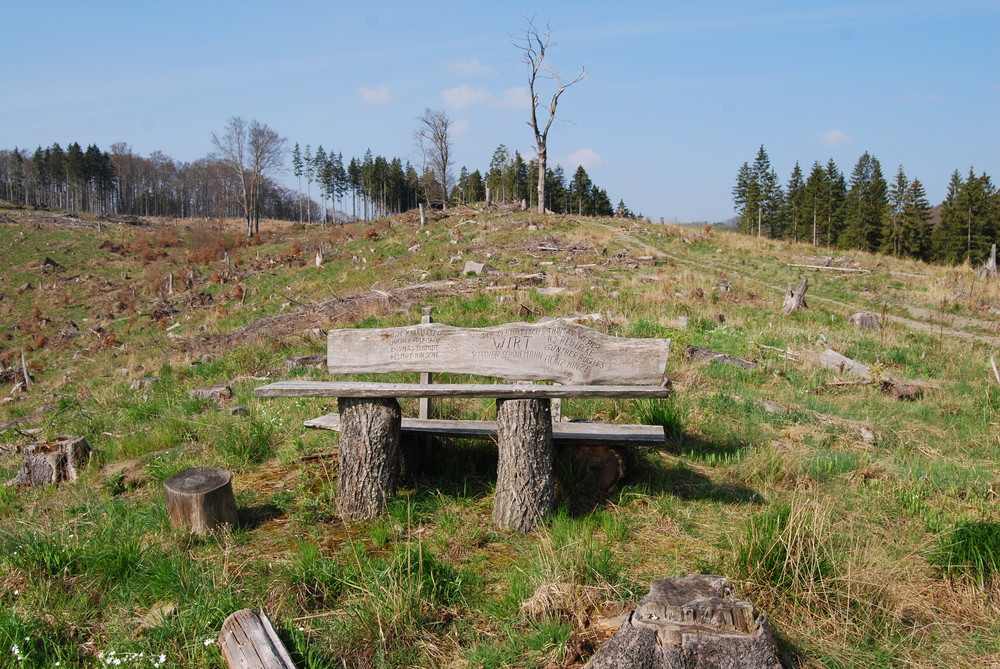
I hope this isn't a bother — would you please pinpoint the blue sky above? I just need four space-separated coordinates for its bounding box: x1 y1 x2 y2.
3 1 998 222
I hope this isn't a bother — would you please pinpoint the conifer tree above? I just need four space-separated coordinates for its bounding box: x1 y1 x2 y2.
291 143 303 222
841 152 887 252
882 165 909 257
784 162 806 241
901 178 932 260
801 161 828 246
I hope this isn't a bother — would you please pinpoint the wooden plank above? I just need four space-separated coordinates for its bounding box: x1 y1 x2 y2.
326 320 669 385
256 380 673 399
304 413 666 446
218 609 295 669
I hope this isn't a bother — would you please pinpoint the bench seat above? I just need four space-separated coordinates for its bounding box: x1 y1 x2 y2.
255 380 672 399
304 413 666 447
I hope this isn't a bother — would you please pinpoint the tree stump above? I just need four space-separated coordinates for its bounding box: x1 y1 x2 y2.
336 397 401 522
219 609 295 669
781 278 808 314
493 398 554 533
848 311 882 330
585 575 782 669
163 466 238 534
5 435 91 487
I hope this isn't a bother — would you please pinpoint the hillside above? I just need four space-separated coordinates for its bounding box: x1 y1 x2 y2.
2 202 1000 667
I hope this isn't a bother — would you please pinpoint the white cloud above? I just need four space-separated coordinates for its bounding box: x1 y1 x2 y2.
450 57 492 76
441 84 530 111
819 129 854 146
357 84 393 104
561 148 604 171
442 84 491 110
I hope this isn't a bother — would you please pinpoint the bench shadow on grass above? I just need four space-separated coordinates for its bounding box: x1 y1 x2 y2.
399 431 762 517
238 503 285 530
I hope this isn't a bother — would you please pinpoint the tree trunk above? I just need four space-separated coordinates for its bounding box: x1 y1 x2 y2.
336 397 401 522
163 466 238 534
585 575 782 669
536 148 547 214
493 398 554 532
5 436 91 487
781 278 808 314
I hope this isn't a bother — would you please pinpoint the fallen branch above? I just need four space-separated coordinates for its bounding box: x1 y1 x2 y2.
786 263 869 273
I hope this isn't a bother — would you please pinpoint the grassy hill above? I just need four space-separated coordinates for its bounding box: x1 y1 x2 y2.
2 201 1000 667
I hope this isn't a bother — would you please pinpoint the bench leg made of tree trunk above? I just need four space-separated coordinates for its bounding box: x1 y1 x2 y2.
493 398 554 533
337 396 402 523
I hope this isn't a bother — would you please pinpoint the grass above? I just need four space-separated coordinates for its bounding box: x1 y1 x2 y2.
4 205 1000 666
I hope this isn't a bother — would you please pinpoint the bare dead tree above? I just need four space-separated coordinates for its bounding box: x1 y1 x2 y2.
414 108 452 210
212 117 286 237
514 18 585 214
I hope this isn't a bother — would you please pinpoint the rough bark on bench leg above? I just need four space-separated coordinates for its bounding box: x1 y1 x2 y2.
337 397 401 522
494 398 554 533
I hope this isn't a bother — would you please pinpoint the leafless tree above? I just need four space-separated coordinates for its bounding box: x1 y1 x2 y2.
414 108 452 209
514 18 586 214
212 117 287 236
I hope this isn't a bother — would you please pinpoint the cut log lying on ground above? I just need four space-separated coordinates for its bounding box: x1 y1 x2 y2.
781 278 808 314
684 346 758 370
585 575 782 669
219 609 295 669
5 435 91 486
818 348 922 400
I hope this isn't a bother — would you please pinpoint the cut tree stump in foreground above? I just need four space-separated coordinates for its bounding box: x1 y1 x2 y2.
219 609 295 669
585 575 782 669
163 466 238 534
848 311 882 330
781 278 808 314
493 398 554 533
336 397 401 522
5 435 91 487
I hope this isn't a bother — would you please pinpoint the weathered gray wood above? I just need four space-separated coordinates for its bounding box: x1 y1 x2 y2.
980 244 997 279
493 398 554 533
819 348 872 382
256 380 672 399
848 311 882 330
781 278 808 314
326 320 670 385
285 355 326 370
189 384 234 402
418 306 434 421
304 413 665 446
219 609 295 669
819 348 922 401
5 435 91 487
684 346 758 370
337 397 401 522
585 575 781 669
163 467 238 534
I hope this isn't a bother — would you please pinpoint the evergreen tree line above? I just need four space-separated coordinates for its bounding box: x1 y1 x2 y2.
733 145 999 265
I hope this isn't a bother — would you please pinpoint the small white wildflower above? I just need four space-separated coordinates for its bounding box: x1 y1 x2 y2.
297 626 304 632
11 645 19 654
12 590 18 595
204 638 214 646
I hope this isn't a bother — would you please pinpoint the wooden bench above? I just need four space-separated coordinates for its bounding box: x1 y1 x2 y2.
256 319 670 532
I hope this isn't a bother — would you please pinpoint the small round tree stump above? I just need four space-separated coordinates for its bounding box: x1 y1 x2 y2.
163 467 238 534
493 398 554 533
337 397 402 522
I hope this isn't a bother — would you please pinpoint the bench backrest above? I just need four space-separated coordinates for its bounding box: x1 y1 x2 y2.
327 320 669 385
